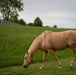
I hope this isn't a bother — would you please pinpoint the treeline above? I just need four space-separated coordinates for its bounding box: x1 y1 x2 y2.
10 17 43 27
0 0 57 28
0 0 43 27
11 17 57 28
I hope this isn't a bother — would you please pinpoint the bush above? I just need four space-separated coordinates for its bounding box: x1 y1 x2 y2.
27 23 34 26
53 25 57 28
18 19 26 25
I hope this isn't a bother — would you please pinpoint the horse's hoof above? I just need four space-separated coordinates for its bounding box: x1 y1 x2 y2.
70 65 74 69
59 66 62 69
39 66 44 69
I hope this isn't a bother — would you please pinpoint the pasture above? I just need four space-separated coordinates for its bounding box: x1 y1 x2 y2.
0 24 76 75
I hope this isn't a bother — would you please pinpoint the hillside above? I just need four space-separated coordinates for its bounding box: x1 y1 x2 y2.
0 24 74 68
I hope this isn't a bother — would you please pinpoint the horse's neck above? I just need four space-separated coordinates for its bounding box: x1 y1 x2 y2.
28 37 40 56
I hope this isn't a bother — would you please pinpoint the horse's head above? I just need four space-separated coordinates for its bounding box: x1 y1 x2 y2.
23 52 33 68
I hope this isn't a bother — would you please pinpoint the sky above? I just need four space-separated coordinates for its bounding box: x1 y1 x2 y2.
19 0 76 28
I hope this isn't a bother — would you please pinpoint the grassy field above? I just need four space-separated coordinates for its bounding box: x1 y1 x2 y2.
0 23 76 75
0 58 76 75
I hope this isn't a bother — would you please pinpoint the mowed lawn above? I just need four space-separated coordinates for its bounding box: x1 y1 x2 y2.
0 24 76 75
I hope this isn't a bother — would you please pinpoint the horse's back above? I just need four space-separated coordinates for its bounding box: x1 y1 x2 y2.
40 30 76 50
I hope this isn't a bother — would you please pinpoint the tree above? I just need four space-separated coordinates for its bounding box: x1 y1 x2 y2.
0 0 23 20
18 19 26 25
9 14 18 23
53 25 57 28
34 17 43 27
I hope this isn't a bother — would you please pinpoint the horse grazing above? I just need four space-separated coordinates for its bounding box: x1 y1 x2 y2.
23 30 76 69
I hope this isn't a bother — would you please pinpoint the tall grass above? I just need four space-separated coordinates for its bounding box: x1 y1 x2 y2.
0 24 74 68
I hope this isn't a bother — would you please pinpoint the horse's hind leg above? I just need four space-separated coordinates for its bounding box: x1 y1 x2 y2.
40 51 48 69
70 47 76 68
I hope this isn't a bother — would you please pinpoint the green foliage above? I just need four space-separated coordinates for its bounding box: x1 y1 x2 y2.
0 0 23 20
34 17 43 27
53 25 57 28
18 19 26 25
27 23 34 26
0 24 74 69
9 14 19 23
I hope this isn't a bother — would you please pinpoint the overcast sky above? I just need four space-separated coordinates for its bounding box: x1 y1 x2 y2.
19 0 76 28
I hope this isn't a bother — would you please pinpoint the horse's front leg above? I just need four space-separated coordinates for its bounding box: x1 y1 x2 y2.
70 57 75 68
40 51 48 69
48 49 61 68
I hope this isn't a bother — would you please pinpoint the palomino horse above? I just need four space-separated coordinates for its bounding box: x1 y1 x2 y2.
23 30 76 69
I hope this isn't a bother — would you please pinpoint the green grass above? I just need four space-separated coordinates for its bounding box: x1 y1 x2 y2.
0 23 76 75
0 58 76 75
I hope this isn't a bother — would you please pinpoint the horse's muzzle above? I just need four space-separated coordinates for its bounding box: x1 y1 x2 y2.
23 65 28 68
